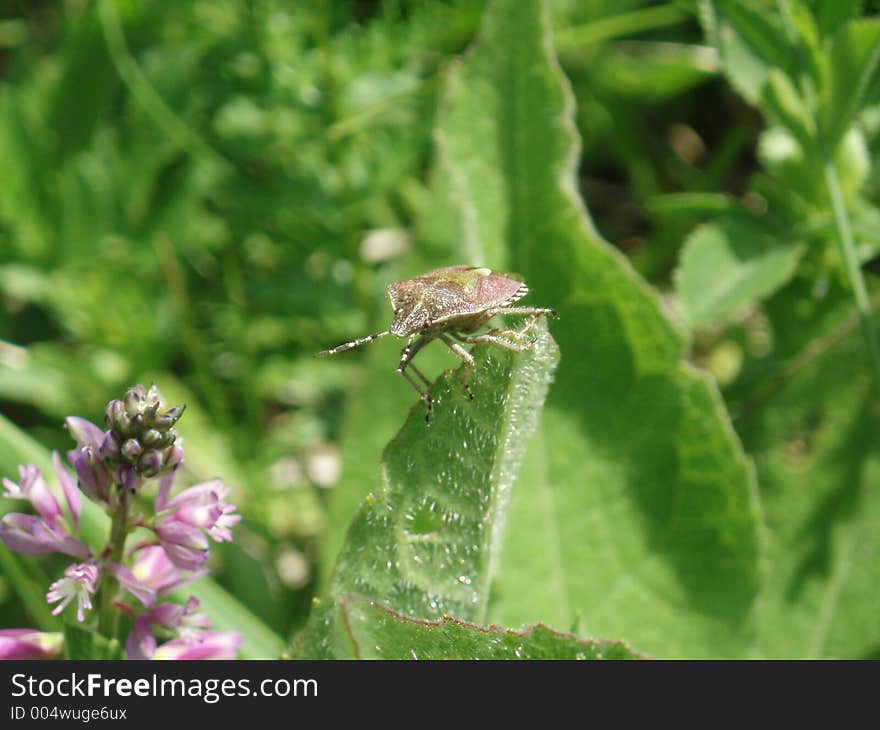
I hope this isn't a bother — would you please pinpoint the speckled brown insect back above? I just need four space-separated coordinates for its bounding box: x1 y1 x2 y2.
317 265 556 422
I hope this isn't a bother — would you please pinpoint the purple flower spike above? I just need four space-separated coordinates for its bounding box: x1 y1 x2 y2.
152 631 243 660
46 563 99 622
0 629 63 660
106 563 156 607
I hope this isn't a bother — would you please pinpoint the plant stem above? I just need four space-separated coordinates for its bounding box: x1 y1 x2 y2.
822 153 880 388
97 489 130 640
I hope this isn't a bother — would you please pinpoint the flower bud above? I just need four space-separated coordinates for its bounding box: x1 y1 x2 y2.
105 385 185 479
154 407 184 429
142 429 162 447
140 450 164 478
163 444 184 471
105 399 125 426
70 447 110 504
124 386 146 416
121 439 143 460
114 463 143 494
99 432 120 460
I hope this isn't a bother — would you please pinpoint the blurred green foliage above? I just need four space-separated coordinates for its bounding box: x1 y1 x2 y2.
2 0 880 658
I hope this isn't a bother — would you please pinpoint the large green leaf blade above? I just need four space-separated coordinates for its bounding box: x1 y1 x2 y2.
336 595 642 660
739 325 880 658
293 323 559 656
436 0 762 658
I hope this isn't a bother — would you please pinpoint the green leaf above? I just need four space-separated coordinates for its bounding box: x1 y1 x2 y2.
738 321 880 657
700 0 793 104
586 42 717 103
815 0 863 38
320 595 643 659
64 623 124 660
760 68 816 147
294 322 559 657
436 0 762 658
676 218 805 327
48 9 116 161
819 18 880 151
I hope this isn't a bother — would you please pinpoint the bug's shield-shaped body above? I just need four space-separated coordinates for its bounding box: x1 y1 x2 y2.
317 265 553 422
388 265 527 336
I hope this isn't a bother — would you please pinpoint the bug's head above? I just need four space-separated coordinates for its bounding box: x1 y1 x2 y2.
390 304 429 337
387 281 430 337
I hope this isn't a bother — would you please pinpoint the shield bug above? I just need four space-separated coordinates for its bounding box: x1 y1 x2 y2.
317 265 556 422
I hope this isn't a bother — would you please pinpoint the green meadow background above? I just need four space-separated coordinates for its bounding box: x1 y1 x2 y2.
1 0 880 658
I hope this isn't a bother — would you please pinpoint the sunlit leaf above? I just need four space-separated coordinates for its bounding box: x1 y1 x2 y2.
437 0 762 658
738 322 880 657
293 322 559 656
319 595 643 659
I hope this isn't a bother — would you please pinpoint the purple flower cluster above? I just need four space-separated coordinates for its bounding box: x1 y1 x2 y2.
0 385 242 660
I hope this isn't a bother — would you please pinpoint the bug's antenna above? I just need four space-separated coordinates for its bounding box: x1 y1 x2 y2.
316 330 391 357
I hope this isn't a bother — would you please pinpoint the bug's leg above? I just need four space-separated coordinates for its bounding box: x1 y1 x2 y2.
477 324 535 342
397 335 435 422
485 305 557 344
400 368 434 422
316 330 391 357
454 332 525 353
491 306 558 319
439 334 476 400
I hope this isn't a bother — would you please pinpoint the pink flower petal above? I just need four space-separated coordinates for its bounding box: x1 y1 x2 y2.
53 451 81 529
